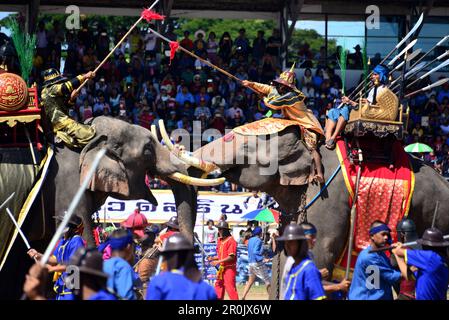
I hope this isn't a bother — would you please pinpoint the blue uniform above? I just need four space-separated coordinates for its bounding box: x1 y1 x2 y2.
88 290 118 300
283 257 326 300
405 249 449 300
247 237 264 263
327 104 351 122
348 246 401 300
146 270 217 300
53 235 85 300
103 257 136 300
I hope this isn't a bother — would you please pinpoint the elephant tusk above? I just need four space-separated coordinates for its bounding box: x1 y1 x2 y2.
158 119 174 151
168 172 225 187
151 124 158 140
158 119 218 173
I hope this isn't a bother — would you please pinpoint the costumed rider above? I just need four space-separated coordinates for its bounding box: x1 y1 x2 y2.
40 68 96 148
27 215 85 300
146 233 217 300
242 64 325 184
324 64 391 149
23 248 117 300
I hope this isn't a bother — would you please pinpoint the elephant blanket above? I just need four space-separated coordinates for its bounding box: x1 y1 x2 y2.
334 137 414 276
0 147 54 270
233 118 318 151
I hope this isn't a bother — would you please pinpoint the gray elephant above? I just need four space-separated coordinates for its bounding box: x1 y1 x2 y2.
157 120 449 299
0 116 222 299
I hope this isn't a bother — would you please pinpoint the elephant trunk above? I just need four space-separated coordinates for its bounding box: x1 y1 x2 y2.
166 177 197 243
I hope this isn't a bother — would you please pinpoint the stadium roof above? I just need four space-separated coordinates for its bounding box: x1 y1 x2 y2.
4 0 449 15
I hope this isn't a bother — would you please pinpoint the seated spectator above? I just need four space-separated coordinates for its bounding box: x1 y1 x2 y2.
226 100 245 121
166 111 178 132
207 31 219 64
176 85 195 106
194 98 212 120
79 99 93 121
209 110 227 134
219 32 233 64
93 95 110 117
437 82 449 104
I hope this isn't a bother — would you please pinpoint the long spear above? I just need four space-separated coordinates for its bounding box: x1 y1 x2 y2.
342 13 424 103
396 58 449 94
404 78 449 98
144 25 261 94
5 208 32 251
408 35 449 71
72 0 163 97
390 51 449 92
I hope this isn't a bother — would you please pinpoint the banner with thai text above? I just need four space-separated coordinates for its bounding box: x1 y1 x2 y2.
94 190 260 224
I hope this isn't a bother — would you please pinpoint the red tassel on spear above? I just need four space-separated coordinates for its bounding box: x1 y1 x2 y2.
141 8 166 22
169 41 180 65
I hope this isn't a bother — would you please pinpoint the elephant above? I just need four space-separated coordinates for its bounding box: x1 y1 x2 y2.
0 116 223 299
156 120 449 299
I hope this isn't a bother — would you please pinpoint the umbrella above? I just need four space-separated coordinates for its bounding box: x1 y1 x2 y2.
404 143 433 153
241 208 280 223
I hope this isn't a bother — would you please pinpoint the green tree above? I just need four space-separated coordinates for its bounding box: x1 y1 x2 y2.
288 28 336 63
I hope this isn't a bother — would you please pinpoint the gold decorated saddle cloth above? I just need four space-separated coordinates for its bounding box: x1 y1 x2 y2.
233 118 319 151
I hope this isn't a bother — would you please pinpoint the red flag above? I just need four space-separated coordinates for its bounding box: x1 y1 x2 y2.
141 8 165 22
169 41 180 64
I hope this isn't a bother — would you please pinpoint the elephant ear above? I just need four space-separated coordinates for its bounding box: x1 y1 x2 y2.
277 131 312 186
79 135 130 196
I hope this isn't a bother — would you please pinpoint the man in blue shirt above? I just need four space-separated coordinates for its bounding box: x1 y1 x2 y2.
348 220 402 300
241 226 271 300
102 228 137 300
27 215 85 300
392 227 449 300
146 233 217 300
278 223 326 300
23 248 117 300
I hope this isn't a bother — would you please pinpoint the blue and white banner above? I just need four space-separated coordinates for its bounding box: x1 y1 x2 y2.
94 190 254 224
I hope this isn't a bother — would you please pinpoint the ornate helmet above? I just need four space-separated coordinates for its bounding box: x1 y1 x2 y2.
166 216 179 230
276 223 307 241
273 63 297 91
160 233 193 253
53 214 82 228
396 218 418 242
216 220 231 230
69 247 109 279
42 68 67 88
417 227 449 247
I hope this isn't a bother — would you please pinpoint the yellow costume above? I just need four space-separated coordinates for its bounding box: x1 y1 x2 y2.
41 68 95 148
245 65 324 150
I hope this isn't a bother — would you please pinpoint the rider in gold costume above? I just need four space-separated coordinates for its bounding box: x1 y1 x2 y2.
41 68 96 148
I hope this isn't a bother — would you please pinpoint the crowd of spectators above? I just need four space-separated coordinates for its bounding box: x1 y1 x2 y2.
30 19 449 184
